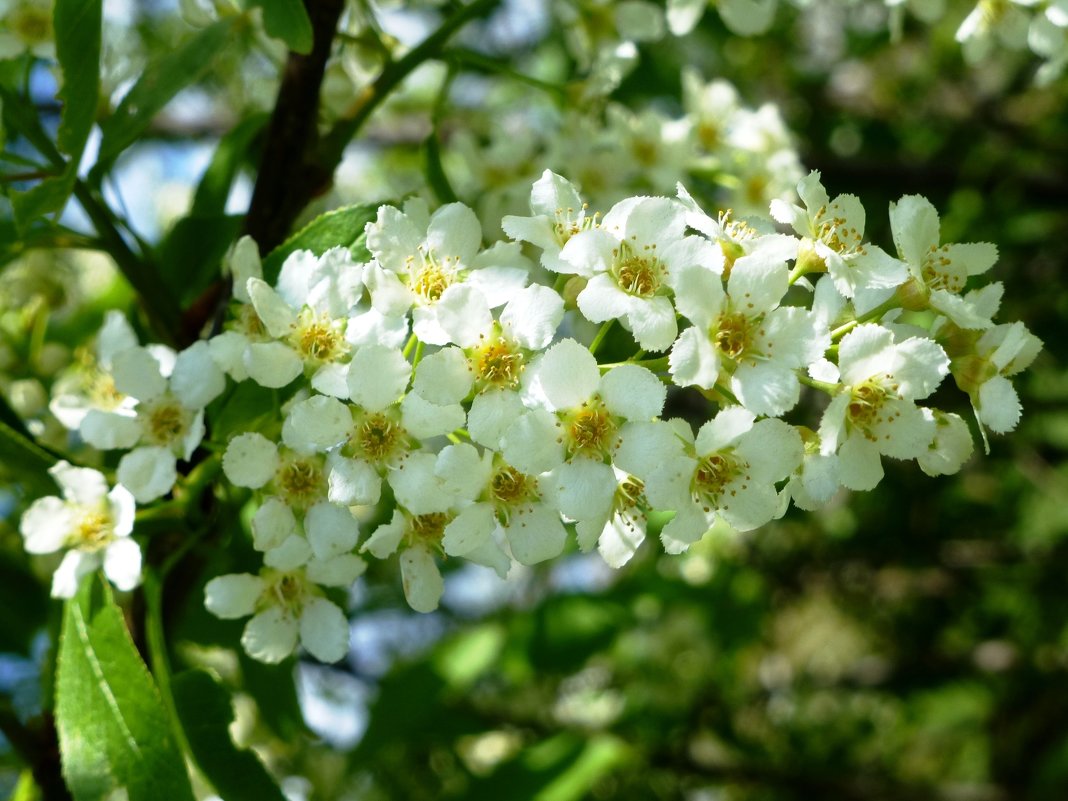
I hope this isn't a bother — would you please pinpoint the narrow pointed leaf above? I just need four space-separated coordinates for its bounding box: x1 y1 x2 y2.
261 203 378 283
172 670 288 801
56 576 195 801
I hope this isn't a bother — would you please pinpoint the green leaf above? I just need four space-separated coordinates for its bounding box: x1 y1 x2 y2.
158 214 243 307
0 418 57 492
95 17 241 171
54 0 102 158
246 0 314 55
0 552 49 654
9 0 101 230
55 576 196 801
261 204 378 283
191 113 269 217
211 381 279 439
238 654 308 739
171 670 287 801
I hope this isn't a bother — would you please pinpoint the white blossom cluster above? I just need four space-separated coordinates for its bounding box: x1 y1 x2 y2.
20 169 1041 664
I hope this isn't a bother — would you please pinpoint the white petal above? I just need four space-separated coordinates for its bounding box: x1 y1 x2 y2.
304 501 360 560
49 462 107 505
412 347 473 406
892 337 949 400
600 365 665 421
299 597 350 662
170 341 226 410
668 327 720 390
111 347 166 402
978 375 1022 434
433 284 494 348
501 409 565 474
208 331 250 381
222 432 279 489
730 361 800 418
597 510 647 568
871 399 936 460
20 497 74 554
242 607 299 664
400 393 466 439
659 504 709 554
246 278 297 338
205 573 265 619
347 344 411 411
727 256 788 315
552 459 616 522
244 342 303 388
327 454 381 506
736 418 803 483
524 338 599 411
282 395 352 453
672 266 724 329
837 434 884 491
361 510 405 558
435 443 492 500
500 285 564 350
400 544 444 613
626 296 678 353
310 362 350 398
117 447 178 503
614 420 689 481
251 497 297 551
108 485 136 539
443 503 497 556
103 538 142 592
917 411 974 477
51 550 98 599
264 535 313 570
389 452 453 514
576 274 634 323
467 389 525 449
97 310 139 368
306 553 367 587
838 324 895 386
506 504 567 565
888 195 939 267
695 406 756 455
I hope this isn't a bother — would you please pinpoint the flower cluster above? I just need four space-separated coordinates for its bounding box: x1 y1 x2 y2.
21 169 1040 665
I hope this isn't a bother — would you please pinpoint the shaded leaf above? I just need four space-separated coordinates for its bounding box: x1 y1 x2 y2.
159 214 243 307
261 204 378 284
191 113 268 217
0 552 49 654
9 0 101 230
246 0 314 55
172 670 287 801
239 654 308 739
95 18 241 171
55 576 195 801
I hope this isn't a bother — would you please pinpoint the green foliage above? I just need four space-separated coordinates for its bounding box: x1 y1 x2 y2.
55 576 195 801
93 17 242 174
9 0 100 230
245 0 314 55
171 669 287 801
261 204 378 283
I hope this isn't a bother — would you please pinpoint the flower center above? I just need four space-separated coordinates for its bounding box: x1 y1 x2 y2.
490 465 539 513
237 304 267 338
143 398 189 446
713 311 757 361
473 336 524 388
564 400 617 457
276 457 324 507
612 241 661 298
553 205 599 247
408 512 451 547
291 309 348 363
845 378 895 434
408 249 457 303
814 207 862 255
13 7 52 44
692 450 747 508
73 509 114 551
921 245 966 293
270 571 306 612
353 412 407 465
89 370 126 410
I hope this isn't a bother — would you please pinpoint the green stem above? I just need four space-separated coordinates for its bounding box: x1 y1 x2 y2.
143 571 192 757
318 0 501 170
589 320 614 356
446 48 566 96
600 356 669 372
402 332 419 359
713 382 740 405
830 296 899 341
797 372 839 395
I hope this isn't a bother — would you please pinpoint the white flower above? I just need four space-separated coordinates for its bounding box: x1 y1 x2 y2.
560 195 718 351
503 171 599 275
365 200 529 346
20 462 140 598
771 171 907 304
619 410 803 552
80 342 224 503
205 558 365 663
361 508 452 613
917 410 975 476
817 324 949 491
952 321 1042 438
574 468 650 568
888 194 999 328
670 253 828 417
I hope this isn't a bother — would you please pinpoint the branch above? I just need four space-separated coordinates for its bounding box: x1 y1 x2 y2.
242 0 346 254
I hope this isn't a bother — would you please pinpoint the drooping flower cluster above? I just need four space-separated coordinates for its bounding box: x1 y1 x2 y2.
21 169 1040 665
